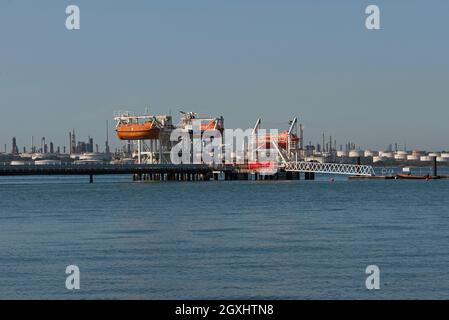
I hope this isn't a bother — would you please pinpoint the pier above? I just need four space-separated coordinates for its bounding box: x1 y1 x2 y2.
4 161 447 182
0 161 377 183
0 163 298 182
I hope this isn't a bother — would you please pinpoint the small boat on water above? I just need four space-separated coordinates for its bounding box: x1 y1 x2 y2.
396 166 441 180
396 173 441 180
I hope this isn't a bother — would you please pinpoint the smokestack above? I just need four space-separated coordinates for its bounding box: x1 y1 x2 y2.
322 133 325 153
41 137 45 153
69 131 72 155
105 120 110 154
11 137 19 154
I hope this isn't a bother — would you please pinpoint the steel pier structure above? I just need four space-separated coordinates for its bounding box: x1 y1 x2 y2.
0 164 214 183
0 161 375 183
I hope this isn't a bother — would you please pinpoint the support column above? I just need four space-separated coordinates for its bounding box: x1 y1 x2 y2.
433 156 438 177
159 138 163 164
137 140 142 164
305 172 315 180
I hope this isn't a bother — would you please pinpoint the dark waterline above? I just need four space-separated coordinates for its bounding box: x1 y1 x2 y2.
0 174 449 299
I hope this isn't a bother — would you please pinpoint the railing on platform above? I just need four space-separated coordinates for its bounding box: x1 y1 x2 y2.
0 163 212 176
269 140 375 176
283 161 375 176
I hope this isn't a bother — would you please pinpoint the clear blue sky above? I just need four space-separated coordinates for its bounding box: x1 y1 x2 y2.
0 0 448 152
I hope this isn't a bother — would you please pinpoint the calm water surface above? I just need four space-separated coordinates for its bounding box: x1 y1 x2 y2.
0 172 449 299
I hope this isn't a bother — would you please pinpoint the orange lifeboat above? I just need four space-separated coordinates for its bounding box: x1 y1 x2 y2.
258 131 300 149
116 121 160 140
199 119 225 133
179 112 225 133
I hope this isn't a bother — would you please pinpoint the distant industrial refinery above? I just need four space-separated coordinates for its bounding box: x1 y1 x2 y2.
1 109 448 168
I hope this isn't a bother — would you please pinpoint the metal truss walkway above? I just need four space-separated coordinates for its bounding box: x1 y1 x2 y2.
283 161 375 176
270 141 375 177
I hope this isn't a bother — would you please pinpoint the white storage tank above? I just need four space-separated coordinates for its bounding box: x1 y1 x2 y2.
437 157 449 163
441 153 449 159
420 156 431 162
407 155 420 161
394 154 407 161
79 153 108 161
10 160 33 166
373 156 384 163
349 150 361 158
382 152 394 159
34 160 62 165
336 150 349 157
428 152 441 157
364 150 377 157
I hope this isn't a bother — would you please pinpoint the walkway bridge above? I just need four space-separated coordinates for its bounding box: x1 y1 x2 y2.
271 141 375 177
283 161 375 177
